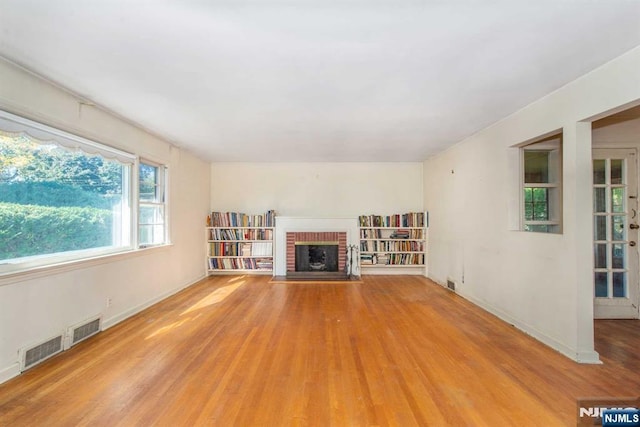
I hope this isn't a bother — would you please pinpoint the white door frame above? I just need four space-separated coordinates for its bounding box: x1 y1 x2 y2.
593 148 640 319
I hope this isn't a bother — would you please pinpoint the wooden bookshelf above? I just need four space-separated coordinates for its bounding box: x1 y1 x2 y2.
359 213 427 274
206 211 275 275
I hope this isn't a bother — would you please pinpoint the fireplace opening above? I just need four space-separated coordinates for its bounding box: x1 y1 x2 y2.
285 231 350 280
295 243 339 272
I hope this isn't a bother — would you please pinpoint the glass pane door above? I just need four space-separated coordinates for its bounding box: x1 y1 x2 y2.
593 149 639 319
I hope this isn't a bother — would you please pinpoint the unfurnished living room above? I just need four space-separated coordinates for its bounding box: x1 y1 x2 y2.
1 1 640 426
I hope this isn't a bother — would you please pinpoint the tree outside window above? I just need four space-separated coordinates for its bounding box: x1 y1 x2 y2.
522 135 562 233
0 128 131 264
138 161 167 247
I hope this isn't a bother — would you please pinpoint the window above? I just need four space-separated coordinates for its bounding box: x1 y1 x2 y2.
0 110 171 274
138 161 167 247
0 110 134 273
522 134 562 233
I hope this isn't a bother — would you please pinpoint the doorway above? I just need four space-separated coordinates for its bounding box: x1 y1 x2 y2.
592 110 640 319
592 149 639 318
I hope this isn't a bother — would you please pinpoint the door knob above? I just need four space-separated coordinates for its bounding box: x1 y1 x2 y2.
630 241 637 247
631 224 640 229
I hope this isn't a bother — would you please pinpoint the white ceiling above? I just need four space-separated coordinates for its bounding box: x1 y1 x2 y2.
1 1 639 162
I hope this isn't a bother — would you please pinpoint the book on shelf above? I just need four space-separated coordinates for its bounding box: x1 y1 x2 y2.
360 240 424 252
360 254 375 265
388 253 424 265
376 254 389 265
251 242 273 257
358 212 426 228
360 229 382 239
206 210 275 273
390 229 410 239
241 242 252 257
209 242 273 257
255 259 273 270
358 253 425 266
359 229 423 239
209 257 273 270
208 226 273 241
209 210 276 228
359 212 427 268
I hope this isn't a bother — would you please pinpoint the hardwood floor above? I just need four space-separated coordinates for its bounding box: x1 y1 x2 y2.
0 275 638 426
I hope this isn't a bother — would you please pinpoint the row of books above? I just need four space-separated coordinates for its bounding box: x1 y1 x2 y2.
358 212 426 228
360 229 424 239
209 228 273 241
360 240 424 253
251 242 273 257
208 210 276 228
208 258 273 270
360 253 425 265
209 242 273 257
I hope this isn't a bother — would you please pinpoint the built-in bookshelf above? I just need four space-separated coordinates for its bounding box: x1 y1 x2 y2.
359 212 427 272
206 210 275 274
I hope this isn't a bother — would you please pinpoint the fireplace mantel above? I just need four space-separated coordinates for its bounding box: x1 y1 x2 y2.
274 217 360 276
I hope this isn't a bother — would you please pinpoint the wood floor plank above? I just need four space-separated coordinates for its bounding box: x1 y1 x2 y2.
0 275 639 426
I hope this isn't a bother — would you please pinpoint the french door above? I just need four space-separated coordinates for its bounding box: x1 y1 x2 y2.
593 148 640 319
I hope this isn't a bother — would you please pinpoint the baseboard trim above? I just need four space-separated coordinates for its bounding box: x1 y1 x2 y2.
102 273 206 330
575 350 602 364
0 363 20 385
429 278 601 364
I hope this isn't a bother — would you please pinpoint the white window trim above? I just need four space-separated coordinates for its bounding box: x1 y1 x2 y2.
0 110 135 164
137 159 169 248
522 183 561 230
0 110 137 274
0 244 173 285
520 135 563 234
0 109 163 277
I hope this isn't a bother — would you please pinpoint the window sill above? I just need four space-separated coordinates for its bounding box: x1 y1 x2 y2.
0 244 174 287
514 229 564 236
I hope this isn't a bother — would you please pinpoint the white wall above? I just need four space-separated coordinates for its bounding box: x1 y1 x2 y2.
210 162 423 217
423 46 640 363
593 117 640 147
0 58 211 383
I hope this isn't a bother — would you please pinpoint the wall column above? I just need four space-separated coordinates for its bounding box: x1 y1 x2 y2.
564 121 600 363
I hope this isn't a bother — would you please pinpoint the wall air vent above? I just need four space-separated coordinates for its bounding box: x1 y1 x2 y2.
66 316 101 349
19 334 64 372
447 280 456 291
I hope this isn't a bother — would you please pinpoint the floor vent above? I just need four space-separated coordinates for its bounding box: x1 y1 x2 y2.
447 280 456 291
67 316 101 349
20 335 63 372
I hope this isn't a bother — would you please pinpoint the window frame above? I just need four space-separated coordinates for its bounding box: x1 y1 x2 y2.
521 135 563 234
0 109 172 278
137 159 169 248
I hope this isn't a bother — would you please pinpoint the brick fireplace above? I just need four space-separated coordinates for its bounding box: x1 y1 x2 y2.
274 217 360 277
286 231 347 273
